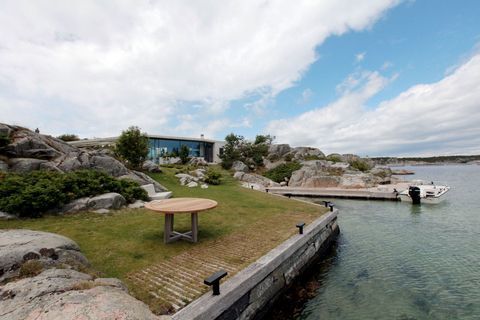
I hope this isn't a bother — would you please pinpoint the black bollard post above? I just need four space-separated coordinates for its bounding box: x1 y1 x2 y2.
296 222 306 234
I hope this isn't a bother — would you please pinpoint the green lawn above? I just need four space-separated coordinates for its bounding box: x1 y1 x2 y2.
0 166 325 293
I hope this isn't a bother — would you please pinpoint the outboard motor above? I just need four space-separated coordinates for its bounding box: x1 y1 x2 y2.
408 186 421 204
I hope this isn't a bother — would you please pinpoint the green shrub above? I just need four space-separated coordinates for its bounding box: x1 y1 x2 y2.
19 260 43 277
349 159 371 172
284 153 293 162
326 154 342 163
0 133 11 148
204 168 222 185
115 126 149 169
264 162 302 183
57 134 80 142
0 170 148 218
178 145 190 164
303 155 323 161
220 133 273 169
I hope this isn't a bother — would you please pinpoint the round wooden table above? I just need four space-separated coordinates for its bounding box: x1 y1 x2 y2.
145 198 218 244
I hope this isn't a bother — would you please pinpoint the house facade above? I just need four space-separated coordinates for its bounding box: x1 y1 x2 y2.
69 134 225 163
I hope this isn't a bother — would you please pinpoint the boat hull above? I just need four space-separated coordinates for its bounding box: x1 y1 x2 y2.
398 194 446 204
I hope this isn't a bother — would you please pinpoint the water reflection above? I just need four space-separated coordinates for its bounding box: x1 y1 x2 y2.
265 166 480 320
264 238 341 320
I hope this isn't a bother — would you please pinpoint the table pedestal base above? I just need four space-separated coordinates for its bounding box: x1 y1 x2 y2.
164 212 198 244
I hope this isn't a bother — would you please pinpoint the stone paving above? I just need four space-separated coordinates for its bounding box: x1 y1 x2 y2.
127 211 321 312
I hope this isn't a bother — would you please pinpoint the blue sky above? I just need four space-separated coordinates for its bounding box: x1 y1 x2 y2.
1 0 480 156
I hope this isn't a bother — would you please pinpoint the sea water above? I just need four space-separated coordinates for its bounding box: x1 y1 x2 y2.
269 165 480 320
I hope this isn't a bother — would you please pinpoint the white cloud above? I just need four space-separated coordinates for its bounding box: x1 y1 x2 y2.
355 52 366 62
266 53 480 156
298 88 313 104
0 0 399 137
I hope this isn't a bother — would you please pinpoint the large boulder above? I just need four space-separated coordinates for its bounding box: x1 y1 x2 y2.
87 193 126 210
0 229 89 283
341 153 361 163
8 158 48 173
339 173 378 188
232 160 249 172
263 159 286 170
289 169 341 188
89 155 130 177
290 147 325 160
175 173 199 186
0 123 170 192
189 157 208 166
118 170 168 192
57 197 90 214
0 269 161 320
233 172 280 188
267 144 291 160
142 160 161 173
0 123 12 137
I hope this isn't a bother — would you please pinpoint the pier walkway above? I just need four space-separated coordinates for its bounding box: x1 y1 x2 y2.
266 186 403 201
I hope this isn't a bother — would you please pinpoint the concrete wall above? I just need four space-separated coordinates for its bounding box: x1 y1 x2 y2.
172 209 339 320
213 140 226 163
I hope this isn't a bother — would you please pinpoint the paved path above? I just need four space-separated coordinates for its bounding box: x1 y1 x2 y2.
127 211 320 312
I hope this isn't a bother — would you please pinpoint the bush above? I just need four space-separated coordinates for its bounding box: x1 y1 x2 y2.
178 145 190 164
19 260 43 278
0 170 148 218
57 134 80 142
220 133 273 169
0 133 11 148
204 168 222 185
349 159 371 172
219 133 243 169
115 126 149 170
303 155 323 161
264 162 302 183
326 154 342 163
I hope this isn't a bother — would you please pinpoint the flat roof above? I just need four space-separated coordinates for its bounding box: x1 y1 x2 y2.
68 134 221 147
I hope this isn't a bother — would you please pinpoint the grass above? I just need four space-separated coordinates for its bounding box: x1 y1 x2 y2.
0 166 326 311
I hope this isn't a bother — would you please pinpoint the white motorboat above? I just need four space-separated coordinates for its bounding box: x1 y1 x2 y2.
398 180 450 204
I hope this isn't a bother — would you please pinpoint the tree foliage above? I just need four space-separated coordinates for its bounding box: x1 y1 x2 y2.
178 144 190 164
57 134 80 142
219 133 274 169
115 126 149 169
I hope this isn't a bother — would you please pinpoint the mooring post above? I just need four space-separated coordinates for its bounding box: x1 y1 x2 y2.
296 222 306 234
322 201 331 207
204 270 228 295
328 203 335 212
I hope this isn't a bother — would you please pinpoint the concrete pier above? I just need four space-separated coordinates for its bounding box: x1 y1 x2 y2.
265 186 401 201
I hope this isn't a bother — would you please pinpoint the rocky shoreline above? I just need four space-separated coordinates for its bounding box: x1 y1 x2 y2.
0 229 163 320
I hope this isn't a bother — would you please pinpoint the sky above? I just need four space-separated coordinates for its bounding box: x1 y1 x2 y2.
1 0 480 156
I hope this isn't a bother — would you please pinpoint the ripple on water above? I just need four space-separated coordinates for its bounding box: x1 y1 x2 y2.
267 166 480 320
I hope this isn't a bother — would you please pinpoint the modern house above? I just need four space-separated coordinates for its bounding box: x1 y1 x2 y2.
69 134 225 163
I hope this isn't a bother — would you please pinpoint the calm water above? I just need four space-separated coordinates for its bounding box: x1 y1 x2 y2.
269 165 480 320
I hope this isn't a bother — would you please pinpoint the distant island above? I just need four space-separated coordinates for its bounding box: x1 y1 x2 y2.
371 155 480 166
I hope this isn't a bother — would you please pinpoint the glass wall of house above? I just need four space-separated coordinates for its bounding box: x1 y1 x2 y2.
147 138 214 163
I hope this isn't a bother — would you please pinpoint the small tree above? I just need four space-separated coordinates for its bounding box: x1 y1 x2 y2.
115 126 149 169
178 144 190 164
57 134 80 142
254 134 274 145
219 133 244 169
